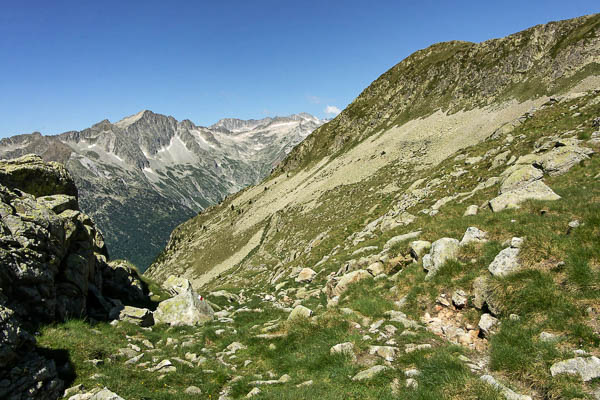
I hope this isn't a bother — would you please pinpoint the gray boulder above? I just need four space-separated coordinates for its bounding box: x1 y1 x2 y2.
423 238 460 280
550 356 600 382
154 283 214 326
480 375 532 400
288 305 313 321
535 144 593 176
499 165 543 194
460 227 488 246
351 365 390 381
118 306 154 327
489 180 560 212
488 238 523 277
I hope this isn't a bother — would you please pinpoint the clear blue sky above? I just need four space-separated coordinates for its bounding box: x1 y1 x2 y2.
1 1 598 137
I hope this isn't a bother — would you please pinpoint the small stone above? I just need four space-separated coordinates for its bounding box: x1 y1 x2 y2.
351 365 389 381
295 268 317 283
406 378 418 389
452 290 468 309
288 305 313 320
478 313 498 338
464 205 478 216
246 387 261 397
539 332 559 342
330 342 356 361
185 386 202 395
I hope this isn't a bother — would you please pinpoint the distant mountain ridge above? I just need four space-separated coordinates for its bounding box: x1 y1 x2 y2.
0 111 324 269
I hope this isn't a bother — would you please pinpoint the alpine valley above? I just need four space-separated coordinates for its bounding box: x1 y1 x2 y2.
2 13 600 400
0 111 324 269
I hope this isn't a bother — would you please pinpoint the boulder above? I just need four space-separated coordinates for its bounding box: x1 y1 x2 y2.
550 356 600 382
154 284 214 326
489 180 560 212
209 290 240 303
351 365 390 381
423 238 460 280
295 268 317 283
366 261 385 276
332 269 372 297
463 205 478 216
478 313 498 337
460 227 488 246
288 305 313 321
102 261 148 306
535 145 593 176
384 231 421 250
369 345 399 361
0 305 63 400
163 275 192 296
499 165 544 194
452 290 468 309
330 342 356 361
488 239 523 277
118 306 154 327
409 240 431 261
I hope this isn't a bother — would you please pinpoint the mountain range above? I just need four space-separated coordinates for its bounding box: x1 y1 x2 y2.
0 111 324 268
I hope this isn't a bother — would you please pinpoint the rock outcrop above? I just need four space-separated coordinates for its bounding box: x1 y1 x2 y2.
0 155 150 400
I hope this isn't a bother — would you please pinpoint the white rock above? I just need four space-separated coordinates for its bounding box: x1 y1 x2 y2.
478 313 498 337
460 227 488 246
550 356 600 381
288 305 313 321
424 238 460 280
480 375 532 400
295 268 317 283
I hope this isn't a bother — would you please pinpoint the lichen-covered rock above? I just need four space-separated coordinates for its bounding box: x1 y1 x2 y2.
351 365 389 381
118 306 154 327
499 165 544 194
154 283 214 326
460 227 488 246
489 180 560 212
535 144 593 176
0 155 77 199
488 239 523 277
423 238 460 280
409 240 431 261
480 375 532 400
288 305 313 321
295 268 317 283
332 269 372 297
102 261 148 306
550 356 600 382
0 156 151 400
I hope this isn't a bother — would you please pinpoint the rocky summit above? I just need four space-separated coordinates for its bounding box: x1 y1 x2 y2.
2 13 600 400
0 112 323 270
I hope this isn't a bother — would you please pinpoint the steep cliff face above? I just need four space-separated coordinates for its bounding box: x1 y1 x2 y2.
0 112 323 269
0 155 148 399
147 14 600 286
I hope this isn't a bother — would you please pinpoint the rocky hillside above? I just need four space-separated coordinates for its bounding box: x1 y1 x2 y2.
100 13 600 399
0 155 152 399
0 112 323 269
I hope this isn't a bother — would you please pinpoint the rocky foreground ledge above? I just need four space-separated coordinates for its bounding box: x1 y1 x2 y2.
0 155 151 400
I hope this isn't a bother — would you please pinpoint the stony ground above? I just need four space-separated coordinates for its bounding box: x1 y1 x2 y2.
41 90 600 399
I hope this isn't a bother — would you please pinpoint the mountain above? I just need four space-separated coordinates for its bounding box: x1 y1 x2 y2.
146 14 600 284
3 13 600 400
0 111 324 269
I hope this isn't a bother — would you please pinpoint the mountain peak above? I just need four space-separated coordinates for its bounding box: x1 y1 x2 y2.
114 109 154 128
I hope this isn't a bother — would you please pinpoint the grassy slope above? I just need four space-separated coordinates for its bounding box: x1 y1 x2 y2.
38 90 600 399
